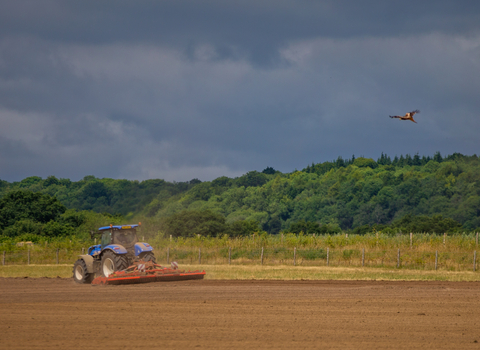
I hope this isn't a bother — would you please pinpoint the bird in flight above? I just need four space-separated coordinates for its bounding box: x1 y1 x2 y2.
389 110 420 123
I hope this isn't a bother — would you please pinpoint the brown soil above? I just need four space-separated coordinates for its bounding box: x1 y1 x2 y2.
1 278 480 349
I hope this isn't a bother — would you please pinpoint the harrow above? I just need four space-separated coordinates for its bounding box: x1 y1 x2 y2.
91 261 206 285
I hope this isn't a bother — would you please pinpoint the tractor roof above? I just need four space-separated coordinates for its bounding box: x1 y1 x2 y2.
98 224 139 231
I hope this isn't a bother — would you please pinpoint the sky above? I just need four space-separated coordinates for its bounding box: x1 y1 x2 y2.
1 1 479 183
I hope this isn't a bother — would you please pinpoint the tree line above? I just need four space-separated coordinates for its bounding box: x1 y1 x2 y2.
1 152 479 240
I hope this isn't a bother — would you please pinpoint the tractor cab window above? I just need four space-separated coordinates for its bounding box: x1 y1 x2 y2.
114 228 137 246
101 231 112 248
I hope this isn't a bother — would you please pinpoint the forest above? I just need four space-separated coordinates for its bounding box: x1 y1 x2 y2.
0 152 479 241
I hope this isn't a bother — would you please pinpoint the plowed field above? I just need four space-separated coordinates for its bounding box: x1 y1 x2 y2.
1 278 480 349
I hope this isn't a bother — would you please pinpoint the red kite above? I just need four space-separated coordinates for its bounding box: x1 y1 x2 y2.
389 110 420 123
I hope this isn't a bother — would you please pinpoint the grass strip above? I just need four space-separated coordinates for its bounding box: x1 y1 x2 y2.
191 265 480 281
1 264 480 281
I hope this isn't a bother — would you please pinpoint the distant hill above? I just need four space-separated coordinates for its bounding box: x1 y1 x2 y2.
1 152 479 233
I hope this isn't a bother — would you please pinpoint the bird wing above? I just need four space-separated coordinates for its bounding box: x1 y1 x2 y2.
390 110 420 122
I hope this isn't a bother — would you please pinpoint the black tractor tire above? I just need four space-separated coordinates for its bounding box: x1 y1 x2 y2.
101 250 129 277
73 259 94 284
139 252 156 263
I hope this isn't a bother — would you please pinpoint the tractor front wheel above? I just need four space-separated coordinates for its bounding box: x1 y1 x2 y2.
73 259 94 284
101 251 129 277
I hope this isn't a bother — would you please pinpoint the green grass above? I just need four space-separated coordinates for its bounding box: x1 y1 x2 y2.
2 232 479 253
1 264 479 281
1 232 478 273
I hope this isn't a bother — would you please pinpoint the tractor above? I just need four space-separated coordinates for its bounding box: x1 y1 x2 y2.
73 224 155 284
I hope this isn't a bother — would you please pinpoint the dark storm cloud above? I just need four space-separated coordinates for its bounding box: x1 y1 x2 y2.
2 1 480 64
0 1 479 182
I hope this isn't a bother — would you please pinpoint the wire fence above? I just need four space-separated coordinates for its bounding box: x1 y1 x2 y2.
2 247 478 272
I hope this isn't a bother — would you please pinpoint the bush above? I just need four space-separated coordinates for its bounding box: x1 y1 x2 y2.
342 249 356 260
14 233 44 244
227 220 260 237
59 209 86 227
2 219 43 237
290 220 341 235
392 214 462 234
299 249 327 260
42 221 75 237
352 224 371 235
163 210 227 237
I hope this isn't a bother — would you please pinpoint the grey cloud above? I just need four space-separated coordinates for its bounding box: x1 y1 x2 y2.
2 1 480 65
0 1 480 182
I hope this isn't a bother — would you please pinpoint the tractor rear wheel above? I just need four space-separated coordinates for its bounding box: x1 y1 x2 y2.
101 251 129 277
73 259 94 284
140 252 156 263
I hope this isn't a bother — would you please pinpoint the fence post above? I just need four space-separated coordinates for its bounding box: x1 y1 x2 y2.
228 247 231 265
435 250 438 270
476 232 478 247
28 249 30 265
56 248 59 264
198 248 201 264
397 249 400 268
261 247 264 265
362 248 365 267
293 247 296 266
170 235 172 242
345 233 348 239
327 247 329 266
82 248 85 254
443 232 446 245
474 251 477 272
281 233 284 244
167 248 170 264
2 251 5 266
410 232 413 249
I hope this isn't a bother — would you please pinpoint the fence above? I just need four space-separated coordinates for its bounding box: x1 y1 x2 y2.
1 248 75 265
2 247 478 272
155 247 478 271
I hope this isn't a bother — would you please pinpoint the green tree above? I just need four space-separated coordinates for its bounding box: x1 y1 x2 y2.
353 157 377 168
236 171 268 187
433 151 443 163
2 219 43 237
392 214 462 233
262 167 276 175
0 191 66 229
227 220 260 237
43 175 60 187
290 220 321 234
42 220 75 237
163 210 227 237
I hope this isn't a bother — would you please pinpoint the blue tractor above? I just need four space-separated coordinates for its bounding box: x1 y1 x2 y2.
73 224 155 284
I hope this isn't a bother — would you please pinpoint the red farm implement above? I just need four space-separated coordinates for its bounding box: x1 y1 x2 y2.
91 261 206 285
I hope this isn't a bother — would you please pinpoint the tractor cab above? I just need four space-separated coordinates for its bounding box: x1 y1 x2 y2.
99 225 138 249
